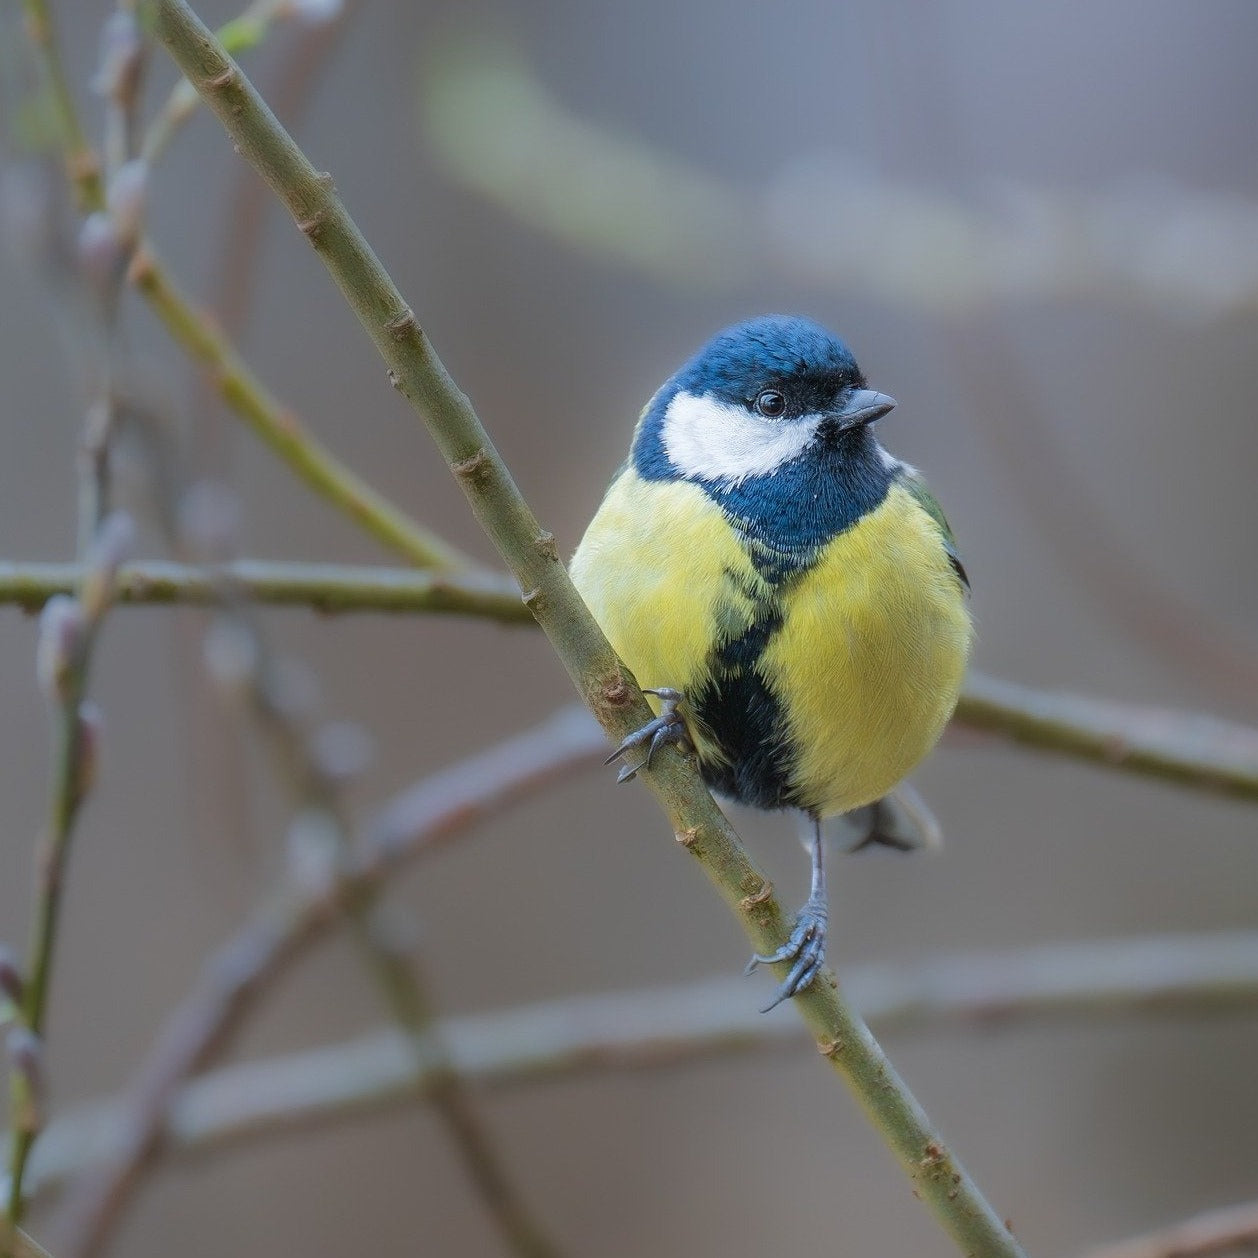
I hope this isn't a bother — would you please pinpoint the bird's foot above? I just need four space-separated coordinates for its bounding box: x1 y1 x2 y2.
604 687 692 783
745 898 828 1012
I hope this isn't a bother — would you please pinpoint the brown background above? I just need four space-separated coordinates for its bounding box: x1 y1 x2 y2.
2 2 1256 1255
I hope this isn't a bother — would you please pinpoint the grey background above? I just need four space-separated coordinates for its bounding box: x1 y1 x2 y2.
2 2 1256 1255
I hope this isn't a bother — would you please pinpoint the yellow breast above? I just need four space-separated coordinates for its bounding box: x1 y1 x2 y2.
758 482 972 815
570 470 757 711
570 470 972 817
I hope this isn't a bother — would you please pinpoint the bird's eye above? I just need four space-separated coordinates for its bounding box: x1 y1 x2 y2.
754 389 786 418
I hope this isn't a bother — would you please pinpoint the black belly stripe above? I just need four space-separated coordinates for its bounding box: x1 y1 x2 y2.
692 596 799 811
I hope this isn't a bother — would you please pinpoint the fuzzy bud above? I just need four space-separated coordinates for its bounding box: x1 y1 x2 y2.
93 11 144 106
106 159 148 251
80 510 136 622
264 657 318 724
78 210 125 294
36 595 85 703
178 480 241 562
204 616 259 693
7 1027 44 1133
310 721 373 784
74 701 104 803
286 808 341 901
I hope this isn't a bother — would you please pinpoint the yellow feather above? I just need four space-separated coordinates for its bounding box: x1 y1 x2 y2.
571 471 971 815
758 483 971 815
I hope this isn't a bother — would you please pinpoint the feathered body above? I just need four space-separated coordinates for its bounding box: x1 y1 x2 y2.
571 316 971 820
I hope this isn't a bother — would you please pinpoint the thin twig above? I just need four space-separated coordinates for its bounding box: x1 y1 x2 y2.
19 931 1258 1197
127 246 473 571
5 120 140 1227
18 0 102 210
0 1224 53 1258
198 576 563 1258
141 0 315 165
1079 1200 1258 1258
16 0 470 577
0 559 529 622
4 534 134 1227
46 705 603 1258
21 0 470 577
148 7 1026 1253
4 561 1258 801
352 929 562 1258
955 673 1258 802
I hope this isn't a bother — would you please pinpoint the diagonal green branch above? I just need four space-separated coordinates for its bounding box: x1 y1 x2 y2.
145 4 1026 1254
16 0 471 575
19 0 102 210
128 247 472 571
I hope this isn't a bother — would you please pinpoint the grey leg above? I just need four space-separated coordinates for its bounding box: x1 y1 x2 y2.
745 814 828 1010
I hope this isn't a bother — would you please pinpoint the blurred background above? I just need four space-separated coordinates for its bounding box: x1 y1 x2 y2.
2 1 1257 1255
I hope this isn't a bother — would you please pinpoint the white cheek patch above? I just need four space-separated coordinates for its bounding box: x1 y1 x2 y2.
661 391 819 485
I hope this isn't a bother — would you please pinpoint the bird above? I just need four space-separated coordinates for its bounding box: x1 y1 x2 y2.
570 315 972 1009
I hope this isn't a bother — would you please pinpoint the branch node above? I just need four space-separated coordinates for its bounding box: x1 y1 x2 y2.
452 449 490 484
818 1037 845 1058
599 674 632 708
125 243 155 288
533 531 559 562
676 826 699 848
521 587 542 611
206 66 236 91
297 210 328 242
66 147 102 188
739 879 774 911
386 309 417 340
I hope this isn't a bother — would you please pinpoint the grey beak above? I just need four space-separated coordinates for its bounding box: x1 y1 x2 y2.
834 389 897 430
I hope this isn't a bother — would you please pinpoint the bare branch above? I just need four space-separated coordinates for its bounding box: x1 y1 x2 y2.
186 556 564 1258
19 932 1258 1197
158 0 1028 1236
0 559 530 622
18 0 102 211
128 248 472 571
43 706 603 1256
4 562 1258 802
0 1224 54 1258
956 673 1258 803
1079 1200 1258 1258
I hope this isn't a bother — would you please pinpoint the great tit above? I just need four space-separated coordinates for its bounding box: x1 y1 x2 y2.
570 315 972 1008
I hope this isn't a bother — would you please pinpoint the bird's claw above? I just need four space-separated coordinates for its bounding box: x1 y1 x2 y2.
605 688 691 782
745 901 828 1011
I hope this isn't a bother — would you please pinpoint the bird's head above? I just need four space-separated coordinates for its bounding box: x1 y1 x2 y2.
633 315 896 488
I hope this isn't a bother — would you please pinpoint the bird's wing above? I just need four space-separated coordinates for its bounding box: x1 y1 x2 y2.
900 469 969 591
